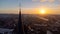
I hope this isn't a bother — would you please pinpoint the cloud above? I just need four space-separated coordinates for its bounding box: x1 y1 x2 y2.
58 0 60 1
32 0 38 1
40 0 55 3
32 0 55 3
40 0 46 2
48 0 55 3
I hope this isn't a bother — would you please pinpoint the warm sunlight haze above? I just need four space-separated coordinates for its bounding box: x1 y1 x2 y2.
39 9 46 14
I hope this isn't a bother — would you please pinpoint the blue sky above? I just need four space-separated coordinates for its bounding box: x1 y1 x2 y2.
21 0 60 14
0 0 18 9
0 0 19 14
21 0 60 8
0 0 60 14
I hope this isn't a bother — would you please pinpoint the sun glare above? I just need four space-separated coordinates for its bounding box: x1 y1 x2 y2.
39 9 46 14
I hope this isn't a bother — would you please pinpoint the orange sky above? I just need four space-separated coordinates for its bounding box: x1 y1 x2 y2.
21 6 60 14
21 0 60 14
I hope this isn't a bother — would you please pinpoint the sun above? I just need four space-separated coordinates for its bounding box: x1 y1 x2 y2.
39 9 46 14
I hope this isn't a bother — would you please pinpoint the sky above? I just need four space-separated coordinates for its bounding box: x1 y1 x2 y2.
0 0 60 14
21 0 60 14
0 0 19 14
